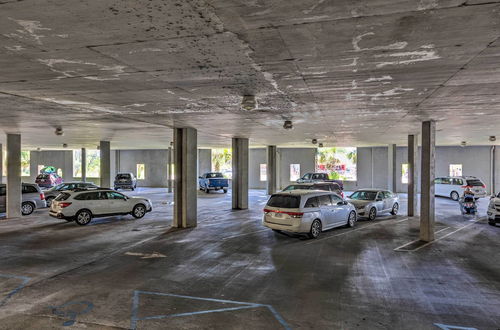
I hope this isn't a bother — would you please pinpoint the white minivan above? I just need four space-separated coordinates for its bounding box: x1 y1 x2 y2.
434 176 487 201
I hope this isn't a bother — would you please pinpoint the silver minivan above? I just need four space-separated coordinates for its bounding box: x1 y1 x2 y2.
434 176 487 200
262 190 356 239
0 183 47 215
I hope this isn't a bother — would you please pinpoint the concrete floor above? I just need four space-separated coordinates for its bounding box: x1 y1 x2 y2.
0 188 499 329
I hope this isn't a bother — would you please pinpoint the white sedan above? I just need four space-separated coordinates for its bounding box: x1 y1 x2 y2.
49 188 152 225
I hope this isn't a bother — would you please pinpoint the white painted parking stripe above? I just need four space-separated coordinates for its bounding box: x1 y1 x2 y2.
222 229 269 240
393 226 450 251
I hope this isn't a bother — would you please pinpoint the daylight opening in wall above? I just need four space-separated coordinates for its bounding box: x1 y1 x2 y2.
137 164 145 180
260 164 267 181
57 168 63 177
401 163 409 184
37 165 45 175
316 147 357 181
21 151 30 176
290 164 301 181
449 164 462 177
73 149 100 178
212 148 232 179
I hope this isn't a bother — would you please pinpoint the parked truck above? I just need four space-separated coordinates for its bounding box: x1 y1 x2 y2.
199 172 229 193
296 172 344 190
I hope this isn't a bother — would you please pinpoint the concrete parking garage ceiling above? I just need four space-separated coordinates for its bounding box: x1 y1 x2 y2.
0 0 500 149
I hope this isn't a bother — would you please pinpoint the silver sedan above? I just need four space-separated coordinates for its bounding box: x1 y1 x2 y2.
347 189 399 220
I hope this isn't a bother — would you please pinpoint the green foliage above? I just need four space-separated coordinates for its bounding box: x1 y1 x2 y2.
21 151 30 176
212 149 232 173
316 147 357 181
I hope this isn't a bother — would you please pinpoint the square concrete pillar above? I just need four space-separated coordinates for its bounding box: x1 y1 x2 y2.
100 141 111 188
408 135 418 217
173 128 197 228
232 138 249 209
167 146 173 193
0 143 3 184
420 121 435 242
6 134 21 218
81 148 87 182
388 144 397 192
266 145 277 195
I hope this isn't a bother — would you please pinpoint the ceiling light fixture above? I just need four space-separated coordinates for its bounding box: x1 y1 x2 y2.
241 95 257 111
283 120 293 130
460 141 467 147
312 139 318 145
489 136 496 142
318 143 324 148
55 127 64 136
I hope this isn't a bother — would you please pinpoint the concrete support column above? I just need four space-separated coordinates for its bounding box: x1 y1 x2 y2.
0 143 3 184
388 144 397 192
167 146 173 193
266 145 277 195
232 138 249 209
6 134 21 218
408 135 418 217
420 121 436 242
81 148 87 182
100 141 111 188
173 128 197 228
490 146 495 196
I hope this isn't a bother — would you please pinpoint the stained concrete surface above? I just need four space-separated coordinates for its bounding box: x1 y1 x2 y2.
0 188 499 329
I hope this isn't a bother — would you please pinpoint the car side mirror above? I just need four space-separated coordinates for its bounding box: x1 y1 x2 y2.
199 176 202 179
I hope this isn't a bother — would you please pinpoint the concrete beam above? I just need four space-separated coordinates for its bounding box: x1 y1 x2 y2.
266 145 277 195
173 128 197 228
6 134 21 218
232 138 249 209
420 121 435 242
388 144 397 192
100 141 111 188
81 148 87 182
408 135 418 217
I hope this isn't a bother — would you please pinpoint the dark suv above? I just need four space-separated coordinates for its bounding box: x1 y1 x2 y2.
114 173 137 191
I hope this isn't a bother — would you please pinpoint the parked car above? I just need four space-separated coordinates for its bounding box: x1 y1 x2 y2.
434 176 487 201
198 172 229 193
296 172 344 190
49 188 152 225
114 173 137 191
44 182 100 206
487 194 500 226
262 190 356 239
282 182 344 198
35 173 63 189
347 189 399 220
0 183 46 215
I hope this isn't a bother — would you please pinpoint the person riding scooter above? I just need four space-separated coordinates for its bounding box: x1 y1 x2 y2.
459 187 477 214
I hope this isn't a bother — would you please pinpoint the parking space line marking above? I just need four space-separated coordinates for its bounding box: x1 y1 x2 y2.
306 217 408 245
394 227 450 251
0 274 31 307
222 229 269 240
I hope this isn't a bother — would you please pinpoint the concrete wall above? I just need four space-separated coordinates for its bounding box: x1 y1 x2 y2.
249 148 266 189
278 148 316 189
198 149 211 176
26 150 73 183
116 149 168 187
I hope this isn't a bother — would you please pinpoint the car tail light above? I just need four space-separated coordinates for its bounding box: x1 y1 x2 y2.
482 184 486 188
263 208 272 214
341 191 344 198
59 202 72 208
263 209 303 218
40 193 45 200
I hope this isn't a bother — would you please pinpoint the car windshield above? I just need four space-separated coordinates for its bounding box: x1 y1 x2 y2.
207 173 223 178
283 185 310 191
267 195 301 208
37 174 49 179
117 174 131 180
55 192 71 201
350 191 378 200
466 179 484 187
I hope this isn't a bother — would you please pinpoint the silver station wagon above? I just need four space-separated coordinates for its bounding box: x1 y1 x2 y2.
347 189 399 220
262 190 357 239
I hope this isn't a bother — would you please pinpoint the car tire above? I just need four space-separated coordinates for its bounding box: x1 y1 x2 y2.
205 187 210 194
75 209 92 226
368 207 377 221
132 204 147 219
223 189 228 193
308 219 322 239
346 211 356 227
451 191 459 201
391 203 399 215
46 197 54 207
488 221 496 226
21 202 34 216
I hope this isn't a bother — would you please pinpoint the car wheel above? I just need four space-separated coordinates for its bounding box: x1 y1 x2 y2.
21 202 34 216
450 191 459 201
205 187 210 193
75 210 92 226
223 189 228 193
488 220 496 226
132 204 146 219
391 203 399 215
46 197 54 207
346 211 356 227
368 207 377 220
308 219 322 239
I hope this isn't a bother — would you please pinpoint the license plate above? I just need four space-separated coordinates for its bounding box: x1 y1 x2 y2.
274 213 282 218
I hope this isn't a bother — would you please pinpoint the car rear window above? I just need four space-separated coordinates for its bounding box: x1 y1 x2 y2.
283 185 309 191
116 174 131 180
267 195 301 208
55 193 71 201
37 174 49 179
22 185 39 194
466 179 484 187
